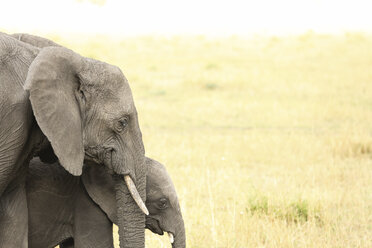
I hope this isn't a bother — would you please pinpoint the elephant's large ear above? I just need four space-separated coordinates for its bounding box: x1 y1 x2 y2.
82 165 117 223
25 47 84 176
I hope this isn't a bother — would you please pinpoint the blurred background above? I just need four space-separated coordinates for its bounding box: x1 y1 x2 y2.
2 0 372 247
2 0 372 35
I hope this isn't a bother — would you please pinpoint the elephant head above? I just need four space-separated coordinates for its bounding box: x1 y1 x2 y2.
18 34 147 247
83 157 186 248
145 158 186 248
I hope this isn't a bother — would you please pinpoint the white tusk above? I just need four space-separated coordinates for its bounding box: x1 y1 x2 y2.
168 232 174 244
124 175 149 215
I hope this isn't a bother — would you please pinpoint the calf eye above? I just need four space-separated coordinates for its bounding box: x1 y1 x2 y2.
157 198 168 210
79 90 85 100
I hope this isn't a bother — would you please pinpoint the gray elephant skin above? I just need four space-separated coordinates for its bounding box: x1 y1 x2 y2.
0 32 147 247
27 157 185 248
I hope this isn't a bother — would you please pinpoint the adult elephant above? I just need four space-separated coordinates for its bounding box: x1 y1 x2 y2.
27 157 186 248
0 32 147 248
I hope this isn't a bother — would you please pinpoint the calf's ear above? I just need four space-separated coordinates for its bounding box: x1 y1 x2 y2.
82 165 117 223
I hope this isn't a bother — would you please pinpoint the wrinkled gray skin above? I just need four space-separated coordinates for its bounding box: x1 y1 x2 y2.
0 32 146 247
27 157 185 248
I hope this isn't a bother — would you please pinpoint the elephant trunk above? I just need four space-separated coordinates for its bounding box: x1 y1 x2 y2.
115 162 147 248
172 217 186 248
113 117 147 248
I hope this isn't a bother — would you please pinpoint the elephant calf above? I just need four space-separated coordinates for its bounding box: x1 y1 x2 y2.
27 158 185 248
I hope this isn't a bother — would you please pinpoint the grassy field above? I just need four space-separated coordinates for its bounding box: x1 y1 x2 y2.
50 32 372 247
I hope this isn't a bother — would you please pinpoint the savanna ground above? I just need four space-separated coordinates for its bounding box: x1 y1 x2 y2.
46 32 372 247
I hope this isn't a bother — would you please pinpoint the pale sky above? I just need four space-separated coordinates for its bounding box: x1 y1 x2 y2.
1 0 372 36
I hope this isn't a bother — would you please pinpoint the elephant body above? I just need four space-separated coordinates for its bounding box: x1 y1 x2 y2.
0 33 48 247
27 157 185 248
27 160 113 248
0 32 147 247
0 32 61 196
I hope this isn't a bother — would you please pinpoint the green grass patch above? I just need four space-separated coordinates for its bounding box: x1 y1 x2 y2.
248 195 323 225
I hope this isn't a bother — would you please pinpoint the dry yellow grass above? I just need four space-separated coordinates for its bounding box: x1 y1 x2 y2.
49 32 372 247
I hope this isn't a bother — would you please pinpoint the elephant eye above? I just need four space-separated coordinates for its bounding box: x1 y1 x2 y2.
115 117 129 132
157 198 168 210
120 118 128 128
79 89 85 100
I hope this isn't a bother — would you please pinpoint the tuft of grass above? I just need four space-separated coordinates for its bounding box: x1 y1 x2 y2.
205 63 219 70
151 90 167 96
345 142 372 158
284 200 310 224
248 195 269 215
204 83 218 90
330 137 372 158
248 195 323 225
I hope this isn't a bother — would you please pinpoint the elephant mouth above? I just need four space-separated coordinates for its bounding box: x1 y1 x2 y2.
145 217 175 245
86 146 149 215
84 146 112 169
84 150 101 164
145 217 163 235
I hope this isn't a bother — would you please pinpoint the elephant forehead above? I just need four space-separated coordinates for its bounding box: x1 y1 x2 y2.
117 85 135 108
148 161 172 183
87 73 135 115
101 92 135 117
147 168 178 203
81 59 133 96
